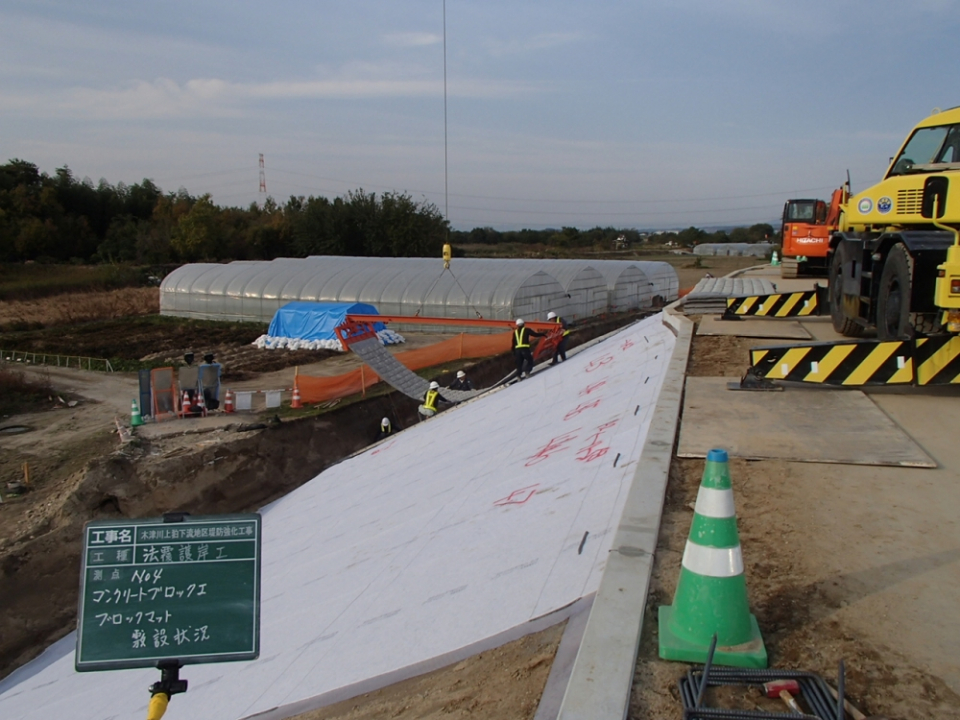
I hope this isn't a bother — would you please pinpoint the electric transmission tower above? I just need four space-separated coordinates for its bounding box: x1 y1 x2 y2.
258 154 267 206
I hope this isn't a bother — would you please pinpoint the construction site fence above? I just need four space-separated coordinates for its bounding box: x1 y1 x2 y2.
1 349 114 372
297 331 513 404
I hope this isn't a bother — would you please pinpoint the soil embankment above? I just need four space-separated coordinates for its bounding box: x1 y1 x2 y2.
0 313 641 683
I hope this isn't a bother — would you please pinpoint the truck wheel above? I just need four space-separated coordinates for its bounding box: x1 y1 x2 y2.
829 250 864 337
877 244 913 340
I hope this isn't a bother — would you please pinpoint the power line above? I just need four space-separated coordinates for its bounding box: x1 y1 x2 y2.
153 166 255 185
265 167 835 206
174 162 836 208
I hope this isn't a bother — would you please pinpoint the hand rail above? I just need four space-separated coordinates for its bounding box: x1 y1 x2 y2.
0 349 113 372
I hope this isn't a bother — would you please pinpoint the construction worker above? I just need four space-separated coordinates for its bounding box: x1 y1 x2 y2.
547 311 570 365
449 370 473 391
418 381 449 421
512 319 544 380
375 417 395 441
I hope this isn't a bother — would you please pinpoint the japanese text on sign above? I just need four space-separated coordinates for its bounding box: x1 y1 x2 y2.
76 514 261 672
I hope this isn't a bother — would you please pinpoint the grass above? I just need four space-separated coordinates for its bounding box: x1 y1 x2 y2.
0 288 160 331
0 263 161 302
0 314 266 365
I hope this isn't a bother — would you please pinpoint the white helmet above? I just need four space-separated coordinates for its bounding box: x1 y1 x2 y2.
515 318 524 326
429 381 440 390
547 311 557 320
381 418 390 428
457 370 466 378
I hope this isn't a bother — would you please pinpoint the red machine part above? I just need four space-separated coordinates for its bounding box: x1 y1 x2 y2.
337 314 562 359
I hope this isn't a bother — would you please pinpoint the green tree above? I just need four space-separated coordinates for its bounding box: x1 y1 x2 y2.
98 215 141 262
747 223 774 243
171 194 221 261
677 226 707 247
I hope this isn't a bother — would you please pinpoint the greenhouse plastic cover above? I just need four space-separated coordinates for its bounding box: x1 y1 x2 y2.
266 302 384 342
692 242 774 257
0 314 676 720
159 257 679 324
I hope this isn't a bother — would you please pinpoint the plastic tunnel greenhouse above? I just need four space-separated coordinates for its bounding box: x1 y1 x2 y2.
159 256 679 325
692 243 774 257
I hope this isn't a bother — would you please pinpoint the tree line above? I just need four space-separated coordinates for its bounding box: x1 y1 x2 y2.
0 160 447 264
449 224 774 248
0 159 774 265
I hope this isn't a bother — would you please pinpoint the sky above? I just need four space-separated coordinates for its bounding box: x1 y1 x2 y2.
2 1 959 231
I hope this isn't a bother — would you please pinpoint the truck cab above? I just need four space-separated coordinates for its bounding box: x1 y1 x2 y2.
780 199 831 277
842 107 960 234
830 107 960 339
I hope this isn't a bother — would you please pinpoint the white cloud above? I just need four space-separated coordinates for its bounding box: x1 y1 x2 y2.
383 32 442 48
0 74 537 121
484 32 583 58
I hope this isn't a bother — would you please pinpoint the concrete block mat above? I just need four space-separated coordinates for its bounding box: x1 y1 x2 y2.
677 376 936 467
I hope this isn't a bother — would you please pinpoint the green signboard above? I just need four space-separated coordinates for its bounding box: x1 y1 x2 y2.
76 514 261 672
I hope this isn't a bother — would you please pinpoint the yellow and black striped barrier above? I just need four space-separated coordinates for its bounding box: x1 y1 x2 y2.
915 335 960 385
746 335 960 386
725 287 825 318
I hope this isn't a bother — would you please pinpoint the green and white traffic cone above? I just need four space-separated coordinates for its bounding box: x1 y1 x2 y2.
771 250 780 266
130 399 144 427
658 448 767 668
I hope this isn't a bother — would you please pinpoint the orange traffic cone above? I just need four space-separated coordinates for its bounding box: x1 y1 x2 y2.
196 391 207 417
179 390 191 417
224 389 235 413
291 380 302 409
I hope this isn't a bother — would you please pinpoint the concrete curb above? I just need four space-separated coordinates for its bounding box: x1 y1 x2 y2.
555 307 693 720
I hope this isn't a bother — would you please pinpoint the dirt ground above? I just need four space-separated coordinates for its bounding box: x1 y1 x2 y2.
289 623 565 720
629 331 960 720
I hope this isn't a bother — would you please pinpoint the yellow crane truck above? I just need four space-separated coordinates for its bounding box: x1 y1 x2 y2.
830 106 960 340
730 108 960 388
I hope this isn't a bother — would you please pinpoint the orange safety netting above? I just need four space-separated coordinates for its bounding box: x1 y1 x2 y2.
297 331 513 404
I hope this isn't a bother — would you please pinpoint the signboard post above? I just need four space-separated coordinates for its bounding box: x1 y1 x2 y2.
76 512 261 715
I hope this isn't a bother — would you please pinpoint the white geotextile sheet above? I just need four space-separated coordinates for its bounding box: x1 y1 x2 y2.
0 314 676 720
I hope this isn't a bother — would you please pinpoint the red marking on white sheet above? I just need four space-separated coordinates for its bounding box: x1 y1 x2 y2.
494 484 540 506
578 380 607 396
584 355 614 373
525 430 580 467
371 441 396 456
576 420 619 463
564 399 602 421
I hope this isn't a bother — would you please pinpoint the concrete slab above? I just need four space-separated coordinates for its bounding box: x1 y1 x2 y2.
677 377 935 467
697 316 812 340
686 277 778 298
797 316 870 343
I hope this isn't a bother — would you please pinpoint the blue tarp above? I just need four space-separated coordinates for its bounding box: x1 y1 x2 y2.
267 302 384 341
